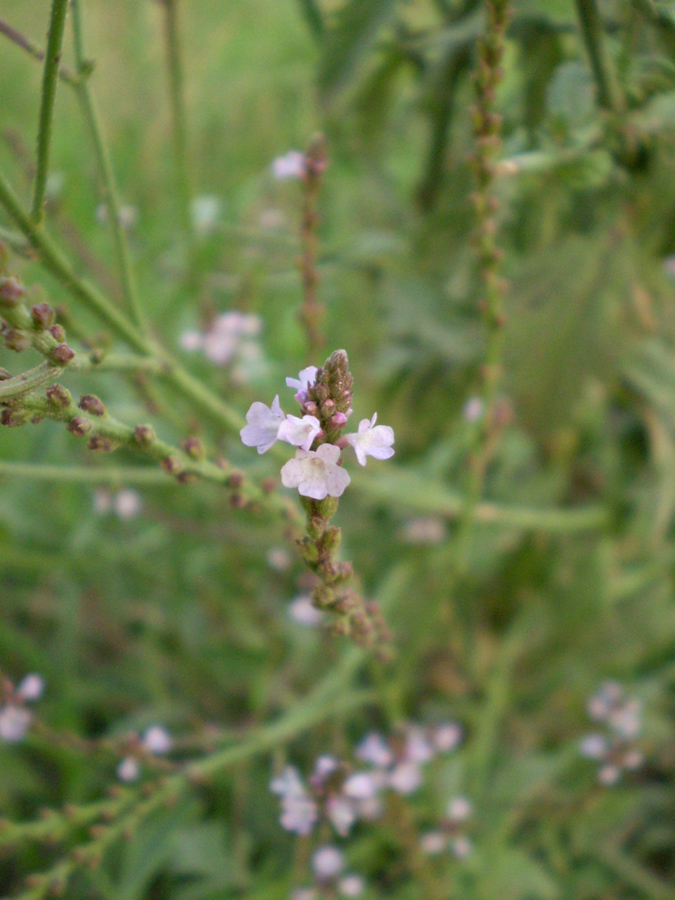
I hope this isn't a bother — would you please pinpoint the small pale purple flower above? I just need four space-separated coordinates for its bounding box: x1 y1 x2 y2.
280 444 351 500
240 396 285 454
345 413 395 466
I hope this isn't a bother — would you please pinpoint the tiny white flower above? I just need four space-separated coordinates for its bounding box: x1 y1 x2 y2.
142 726 172 755
609 700 641 739
326 795 356 837
93 488 112 514
191 195 221 235
286 366 319 394
16 674 45 703
280 793 319 835
117 756 140 782
270 766 305 797
356 732 393 768
280 444 351 500
312 755 339 782
343 772 378 800
312 845 344 881
463 396 484 422
446 796 472 823
277 414 321 451
289 595 323 628
267 548 291 571
0 705 32 743
579 734 608 760
345 413 395 466
433 722 462 752
389 761 422 795
339 874 365 897
452 836 473 859
203 330 238 366
179 329 203 352
598 763 621 786
404 727 434 764
420 831 447 855
240 396 285 454
622 749 644 770
114 489 142 521
273 151 306 180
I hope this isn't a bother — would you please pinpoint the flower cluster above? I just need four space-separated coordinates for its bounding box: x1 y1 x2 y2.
240 354 394 500
270 722 462 838
579 681 644 785
181 311 263 382
420 796 474 859
93 487 142 520
0 673 44 743
117 725 173 782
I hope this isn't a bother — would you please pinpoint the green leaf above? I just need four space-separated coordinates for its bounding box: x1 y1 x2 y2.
319 0 400 105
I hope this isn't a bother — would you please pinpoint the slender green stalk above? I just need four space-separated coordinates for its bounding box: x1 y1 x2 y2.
0 18 78 85
0 167 149 352
161 0 194 248
31 0 70 224
574 0 623 112
0 361 62 401
69 0 146 332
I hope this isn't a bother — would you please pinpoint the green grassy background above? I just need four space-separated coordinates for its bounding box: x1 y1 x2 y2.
1 1 675 898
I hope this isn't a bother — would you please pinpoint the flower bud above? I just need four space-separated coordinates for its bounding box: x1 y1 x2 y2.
183 436 205 459
51 343 75 365
330 412 348 429
87 435 117 452
134 424 156 446
160 456 183 477
31 303 55 330
46 384 72 408
49 324 66 342
3 328 30 352
321 399 336 415
1 407 29 427
0 276 26 307
78 394 106 416
67 416 93 436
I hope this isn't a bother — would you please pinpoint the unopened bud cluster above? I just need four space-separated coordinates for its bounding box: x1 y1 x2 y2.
0 264 75 366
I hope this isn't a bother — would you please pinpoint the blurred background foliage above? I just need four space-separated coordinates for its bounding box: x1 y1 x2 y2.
1 0 675 898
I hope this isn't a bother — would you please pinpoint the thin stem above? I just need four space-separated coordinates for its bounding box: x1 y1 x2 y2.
298 136 327 353
70 0 147 333
161 0 194 249
0 18 78 85
31 0 70 224
0 361 62 401
0 167 148 352
574 0 623 112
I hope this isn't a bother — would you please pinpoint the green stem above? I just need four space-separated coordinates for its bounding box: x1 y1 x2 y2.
0 167 148 352
574 0 623 112
0 361 62 401
31 0 70 224
161 0 194 249
70 0 147 333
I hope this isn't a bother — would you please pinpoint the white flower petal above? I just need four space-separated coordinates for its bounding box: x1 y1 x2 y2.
277 415 321 451
240 396 285 453
345 414 395 466
280 447 350 500
312 846 344 881
286 366 319 393
273 151 306 180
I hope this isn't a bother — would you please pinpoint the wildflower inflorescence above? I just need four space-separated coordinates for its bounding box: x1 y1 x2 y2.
0 673 45 743
241 350 394 648
579 681 645 785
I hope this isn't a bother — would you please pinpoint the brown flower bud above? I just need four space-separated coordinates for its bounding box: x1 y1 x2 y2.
87 435 116 452
0 276 26 307
160 456 183 476
0 407 28 427
133 424 156 446
67 416 93 436
3 329 30 352
46 384 72 408
51 343 75 365
183 436 205 459
31 303 55 330
78 394 105 416
49 323 66 342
